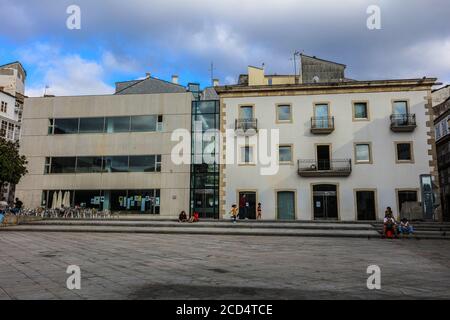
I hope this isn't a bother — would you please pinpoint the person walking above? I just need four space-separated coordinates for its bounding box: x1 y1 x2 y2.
230 205 239 223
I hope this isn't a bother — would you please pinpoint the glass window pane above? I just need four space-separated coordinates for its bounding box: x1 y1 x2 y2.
54 119 79 134
50 157 76 173
106 117 130 133
393 101 408 115
356 144 370 162
79 118 104 133
129 155 156 172
103 156 129 172
76 157 103 173
397 143 412 161
354 103 368 119
278 105 291 121
240 106 253 119
131 115 156 132
74 190 102 209
279 146 292 162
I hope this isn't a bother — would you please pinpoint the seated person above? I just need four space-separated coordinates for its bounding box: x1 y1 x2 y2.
398 218 414 235
178 211 188 222
189 211 199 223
383 208 398 238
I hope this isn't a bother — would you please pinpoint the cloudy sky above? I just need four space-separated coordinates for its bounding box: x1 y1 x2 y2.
1 0 449 97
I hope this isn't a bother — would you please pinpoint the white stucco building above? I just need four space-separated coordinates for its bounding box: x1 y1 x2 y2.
216 60 439 221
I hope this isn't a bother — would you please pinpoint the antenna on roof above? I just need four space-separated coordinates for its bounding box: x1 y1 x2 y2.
290 51 301 84
43 85 49 97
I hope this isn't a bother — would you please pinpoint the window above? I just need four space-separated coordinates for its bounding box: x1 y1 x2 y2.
240 146 254 164
277 104 292 122
131 115 157 132
393 100 408 115
48 119 55 134
157 115 164 132
54 118 79 134
105 117 130 133
44 157 51 174
397 190 418 214
353 102 369 120
50 157 76 174
239 106 254 120
129 155 160 172
79 118 105 133
7 123 14 140
355 143 372 164
0 101 7 113
279 145 293 163
76 157 103 173
395 142 414 163
103 156 129 172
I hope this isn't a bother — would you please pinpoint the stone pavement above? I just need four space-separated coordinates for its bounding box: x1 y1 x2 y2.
1 232 450 300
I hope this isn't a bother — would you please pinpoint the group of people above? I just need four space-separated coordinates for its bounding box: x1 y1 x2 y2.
383 206 414 238
0 197 24 225
178 211 200 223
230 202 262 223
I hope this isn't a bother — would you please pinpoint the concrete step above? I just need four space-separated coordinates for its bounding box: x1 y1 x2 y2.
2 223 450 240
23 220 376 230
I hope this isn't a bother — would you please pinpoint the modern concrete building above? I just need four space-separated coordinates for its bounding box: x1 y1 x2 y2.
0 61 26 201
15 75 194 217
216 56 440 221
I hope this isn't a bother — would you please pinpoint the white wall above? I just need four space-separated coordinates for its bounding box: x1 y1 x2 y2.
223 90 431 221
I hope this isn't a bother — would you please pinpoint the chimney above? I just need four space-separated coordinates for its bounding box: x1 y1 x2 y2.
146 72 151 79
171 75 179 84
213 79 220 87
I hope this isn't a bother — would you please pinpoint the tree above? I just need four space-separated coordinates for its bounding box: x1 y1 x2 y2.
0 137 28 195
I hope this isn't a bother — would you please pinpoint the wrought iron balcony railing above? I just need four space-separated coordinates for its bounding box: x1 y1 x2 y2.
235 118 258 134
390 114 416 132
298 159 352 177
310 117 335 134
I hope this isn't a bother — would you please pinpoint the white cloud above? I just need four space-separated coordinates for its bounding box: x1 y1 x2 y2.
20 44 118 97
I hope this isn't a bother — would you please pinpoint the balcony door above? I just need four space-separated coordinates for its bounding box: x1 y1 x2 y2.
314 104 329 128
240 106 254 120
316 145 331 170
393 101 409 125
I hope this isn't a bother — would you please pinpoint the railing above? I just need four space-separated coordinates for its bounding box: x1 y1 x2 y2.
311 117 335 131
298 159 352 177
390 114 416 127
235 118 258 131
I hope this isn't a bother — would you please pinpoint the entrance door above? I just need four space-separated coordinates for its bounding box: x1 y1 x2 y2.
277 191 296 220
356 190 376 221
194 189 216 219
397 190 418 215
313 184 338 220
317 145 331 170
238 191 257 219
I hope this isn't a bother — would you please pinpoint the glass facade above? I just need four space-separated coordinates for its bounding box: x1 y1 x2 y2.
42 189 161 214
49 115 162 135
190 100 220 219
44 155 162 174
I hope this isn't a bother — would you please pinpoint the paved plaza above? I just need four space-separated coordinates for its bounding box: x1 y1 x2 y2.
1 231 450 300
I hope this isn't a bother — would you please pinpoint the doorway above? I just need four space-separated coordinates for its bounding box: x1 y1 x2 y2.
313 184 338 220
356 190 377 221
316 145 331 170
238 191 257 219
277 191 296 220
193 189 217 219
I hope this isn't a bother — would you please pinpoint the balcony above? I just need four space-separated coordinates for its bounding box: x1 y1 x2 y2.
310 117 335 134
390 114 416 132
235 118 258 135
298 159 352 177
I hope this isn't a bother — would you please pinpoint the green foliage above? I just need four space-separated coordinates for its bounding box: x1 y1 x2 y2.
0 137 28 190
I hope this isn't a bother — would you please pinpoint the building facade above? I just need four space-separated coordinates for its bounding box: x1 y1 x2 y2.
217 61 439 221
0 61 26 202
433 95 450 220
15 89 193 217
